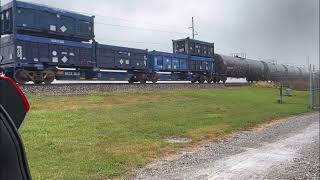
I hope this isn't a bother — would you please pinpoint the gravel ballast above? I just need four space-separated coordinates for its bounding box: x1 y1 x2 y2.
20 83 248 96
135 112 320 180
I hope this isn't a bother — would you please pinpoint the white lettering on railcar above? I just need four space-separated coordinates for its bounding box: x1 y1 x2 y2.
125 60 130 65
51 39 65 44
17 46 23 60
34 58 39 62
65 72 80 76
50 25 57 31
52 57 58 63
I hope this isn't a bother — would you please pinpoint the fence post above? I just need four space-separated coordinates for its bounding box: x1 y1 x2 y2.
309 65 313 109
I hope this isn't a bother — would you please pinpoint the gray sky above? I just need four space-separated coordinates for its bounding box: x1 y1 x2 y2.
2 0 319 67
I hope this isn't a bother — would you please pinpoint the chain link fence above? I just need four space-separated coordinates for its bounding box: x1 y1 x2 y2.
309 68 319 110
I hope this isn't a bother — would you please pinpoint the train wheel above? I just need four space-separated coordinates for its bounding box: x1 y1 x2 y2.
128 76 136 84
139 79 147 84
198 76 205 84
151 74 160 84
138 74 147 84
128 79 134 84
222 77 227 84
14 70 29 84
33 80 43 85
44 70 55 84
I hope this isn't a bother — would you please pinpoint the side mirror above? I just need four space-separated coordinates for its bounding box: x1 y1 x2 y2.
0 76 30 129
0 76 32 180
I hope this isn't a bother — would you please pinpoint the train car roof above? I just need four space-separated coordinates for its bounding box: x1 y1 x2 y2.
1 1 94 22
148 51 188 58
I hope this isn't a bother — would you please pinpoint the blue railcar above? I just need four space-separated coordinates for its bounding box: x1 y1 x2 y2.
148 51 188 72
96 44 148 71
95 43 151 84
0 34 94 84
0 1 95 42
189 56 214 72
188 56 217 83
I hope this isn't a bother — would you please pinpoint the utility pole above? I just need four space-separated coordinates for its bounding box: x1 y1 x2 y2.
191 17 195 39
189 17 198 39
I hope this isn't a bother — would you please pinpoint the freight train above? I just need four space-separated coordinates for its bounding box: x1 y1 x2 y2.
0 1 309 85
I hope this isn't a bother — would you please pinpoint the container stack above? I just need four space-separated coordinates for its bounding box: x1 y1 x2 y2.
0 0 95 84
172 37 215 73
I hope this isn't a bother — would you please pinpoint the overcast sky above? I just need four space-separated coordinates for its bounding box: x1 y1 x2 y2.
1 0 319 67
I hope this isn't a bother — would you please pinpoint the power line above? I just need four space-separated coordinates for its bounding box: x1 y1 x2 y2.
97 38 168 46
91 13 185 30
95 22 187 35
22 0 187 31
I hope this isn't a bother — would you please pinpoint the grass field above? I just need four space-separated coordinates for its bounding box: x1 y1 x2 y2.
22 87 310 179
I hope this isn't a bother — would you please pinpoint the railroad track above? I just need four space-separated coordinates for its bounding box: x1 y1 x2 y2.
20 82 249 96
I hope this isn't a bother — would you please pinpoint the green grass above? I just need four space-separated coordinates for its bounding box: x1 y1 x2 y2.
22 87 310 179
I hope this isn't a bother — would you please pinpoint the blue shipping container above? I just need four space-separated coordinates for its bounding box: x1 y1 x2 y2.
96 44 148 70
189 56 214 72
148 51 188 72
0 1 95 41
0 34 94 69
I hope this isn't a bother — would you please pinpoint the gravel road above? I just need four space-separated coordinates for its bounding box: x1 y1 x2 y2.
135 112 320 180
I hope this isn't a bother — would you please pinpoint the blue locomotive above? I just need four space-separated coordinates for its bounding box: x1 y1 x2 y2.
0 1 309 84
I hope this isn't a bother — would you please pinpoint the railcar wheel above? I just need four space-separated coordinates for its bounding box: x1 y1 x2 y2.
33 80 43 85
151 74 160 84
222 77 227 84
14 70 29 84
43 71 55 84
128 79 134 84
128 76 136 84
139 79 147 84
198 76 205 84
137 74 147 84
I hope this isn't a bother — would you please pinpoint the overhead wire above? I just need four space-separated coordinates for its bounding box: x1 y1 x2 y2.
95 22 188 35
96 38 169 46
9 0 193 46
22 0 189 32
